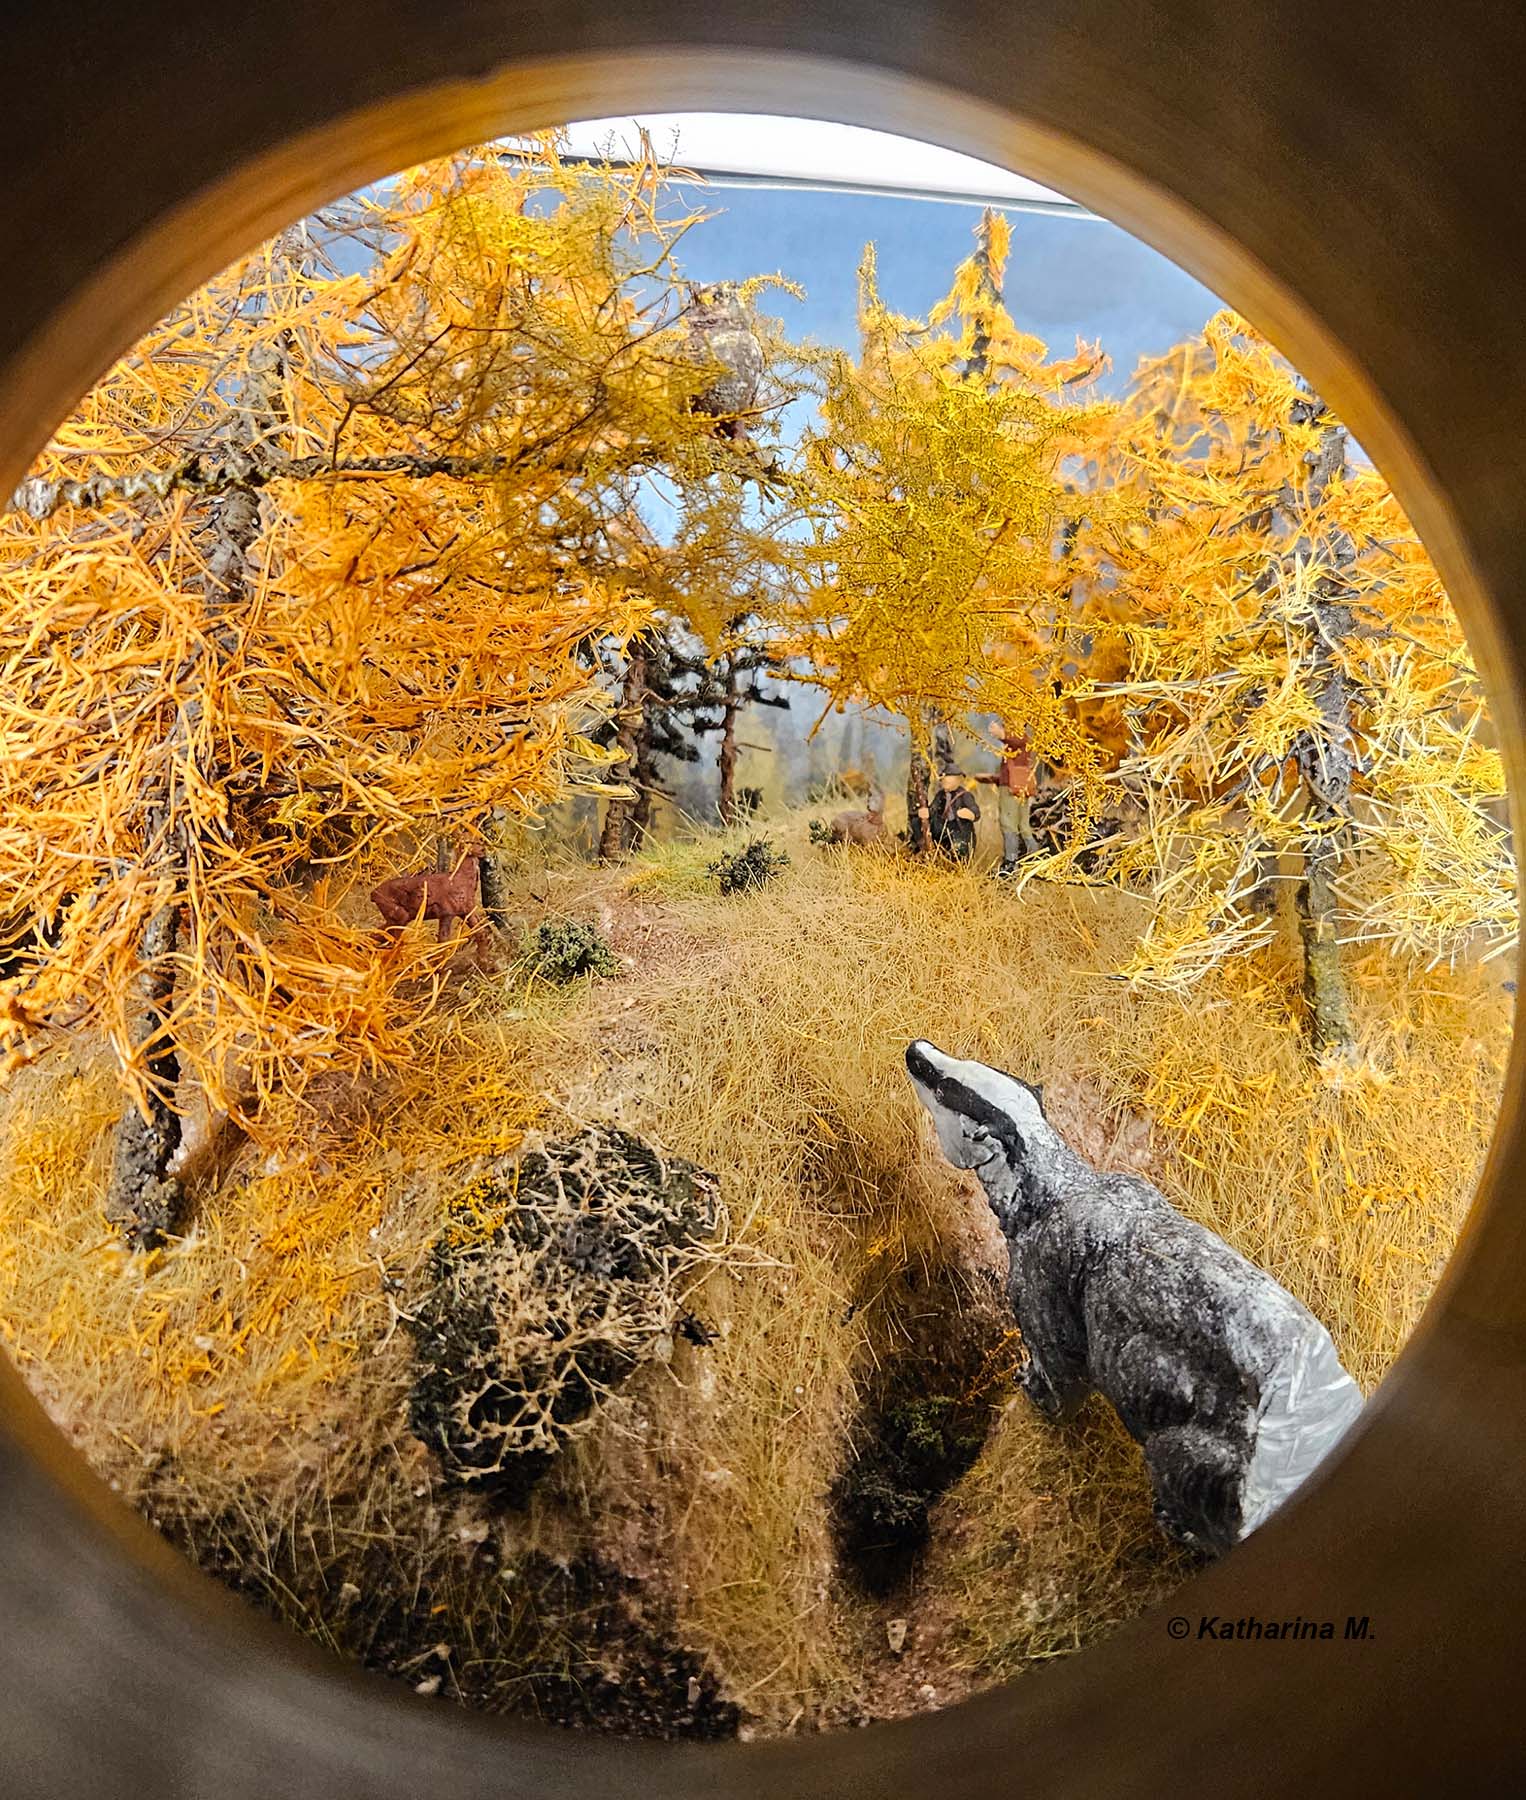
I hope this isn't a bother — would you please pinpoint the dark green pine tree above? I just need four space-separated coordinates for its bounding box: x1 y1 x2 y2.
690 613 790 825
596 620 786 856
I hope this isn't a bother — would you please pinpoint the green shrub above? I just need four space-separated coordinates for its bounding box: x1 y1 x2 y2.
707 838 790 896
523 918 618 982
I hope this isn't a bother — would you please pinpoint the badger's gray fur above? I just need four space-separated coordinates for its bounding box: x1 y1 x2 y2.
905 1039 1364 1554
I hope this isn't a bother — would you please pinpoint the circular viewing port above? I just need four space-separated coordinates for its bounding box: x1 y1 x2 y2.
0 114 1513 1744
1 14 1523 1798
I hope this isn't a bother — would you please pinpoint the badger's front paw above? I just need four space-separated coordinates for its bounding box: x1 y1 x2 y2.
1020 1361 1086 1422
1151 1501 1217 1560
1021 1369 1062 1419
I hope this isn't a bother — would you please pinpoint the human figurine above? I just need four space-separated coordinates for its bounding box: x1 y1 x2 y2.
975 719 1043 876
921 771 982 862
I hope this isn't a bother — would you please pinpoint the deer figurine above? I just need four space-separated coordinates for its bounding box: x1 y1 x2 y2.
370 846 491 962
825 785 886 847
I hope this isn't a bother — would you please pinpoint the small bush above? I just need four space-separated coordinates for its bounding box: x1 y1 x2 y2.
708 838 790 896
523 918 618 982
408 1125 723 1505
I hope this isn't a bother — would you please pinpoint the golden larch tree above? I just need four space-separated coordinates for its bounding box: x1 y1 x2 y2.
784 209 1114 849
0 141 793 1241
1079 312 1513 1056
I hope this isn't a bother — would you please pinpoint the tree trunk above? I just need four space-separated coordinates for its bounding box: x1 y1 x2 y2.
106 237 307 1247
931 713 959 777
599 640 647 861
206 485 260 603
107 315 275 1241
106 902 184 1249
1246 836 1280 917
1298 835 1356 1061
1287 395 1360 1061
963 210 1002 385
631 725 661 842
478 811 512 935
478 857 511 932
717 656 740 827
1294 645 1358 1060
906 732 933 855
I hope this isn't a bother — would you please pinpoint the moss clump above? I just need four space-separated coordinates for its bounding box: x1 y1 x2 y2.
834 1395 991 1591
523 918 618 982
707 838 789 896
409 1125 722 1505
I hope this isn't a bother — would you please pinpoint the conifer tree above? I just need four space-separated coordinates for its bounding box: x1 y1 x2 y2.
1081 313 1513 1056
785 210 1113 851
694 611 790 826
0 142 800 1239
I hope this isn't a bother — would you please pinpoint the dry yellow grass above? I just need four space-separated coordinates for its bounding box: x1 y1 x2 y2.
0 806 1510 1731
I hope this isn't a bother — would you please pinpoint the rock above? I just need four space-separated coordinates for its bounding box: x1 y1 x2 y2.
886 1618 908 1655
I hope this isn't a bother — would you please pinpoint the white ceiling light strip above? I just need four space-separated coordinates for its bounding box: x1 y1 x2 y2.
547 114 1099 220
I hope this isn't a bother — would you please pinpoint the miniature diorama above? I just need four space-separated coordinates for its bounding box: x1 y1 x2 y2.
0 118 1512 1739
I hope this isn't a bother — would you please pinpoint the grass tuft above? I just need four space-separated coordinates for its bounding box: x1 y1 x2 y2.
520 917 619 983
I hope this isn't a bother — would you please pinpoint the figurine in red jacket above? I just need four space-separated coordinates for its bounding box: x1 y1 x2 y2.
976 719 1042 876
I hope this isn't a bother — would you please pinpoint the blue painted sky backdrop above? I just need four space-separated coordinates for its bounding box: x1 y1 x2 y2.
651 182 1223 392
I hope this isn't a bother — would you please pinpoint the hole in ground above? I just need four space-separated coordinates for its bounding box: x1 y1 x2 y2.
834 1253 1018 1596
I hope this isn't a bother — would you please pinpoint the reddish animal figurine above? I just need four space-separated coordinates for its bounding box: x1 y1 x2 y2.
826 786 887 847
370 848 491 962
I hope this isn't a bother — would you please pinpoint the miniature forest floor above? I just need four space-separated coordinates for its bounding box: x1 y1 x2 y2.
0 807 1512 1737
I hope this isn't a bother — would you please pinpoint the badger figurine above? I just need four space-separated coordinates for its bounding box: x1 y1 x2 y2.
905 1040 1364 1554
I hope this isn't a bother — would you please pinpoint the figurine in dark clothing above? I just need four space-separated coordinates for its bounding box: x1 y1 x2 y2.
921 772 982 862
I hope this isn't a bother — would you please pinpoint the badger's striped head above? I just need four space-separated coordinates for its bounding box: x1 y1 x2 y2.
904 1039 1053 1180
